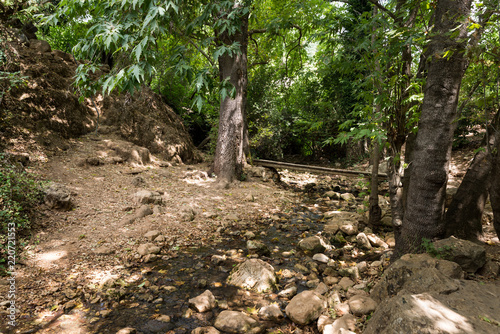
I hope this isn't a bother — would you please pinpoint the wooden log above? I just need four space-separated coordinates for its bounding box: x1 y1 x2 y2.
252 159 387 179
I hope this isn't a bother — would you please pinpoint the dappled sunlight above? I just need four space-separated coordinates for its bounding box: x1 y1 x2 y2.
32 308 90 334
33 250 68 269
409 294 473 333
85 269 120 287
280 170 318 187
181 169 216 187
182 177 216 187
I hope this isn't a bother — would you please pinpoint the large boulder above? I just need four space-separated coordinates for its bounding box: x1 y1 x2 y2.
365 289 500 334
369 253 463 303
432 236 486 273
365 253 500 334
227 259 277 293
285 290 326 325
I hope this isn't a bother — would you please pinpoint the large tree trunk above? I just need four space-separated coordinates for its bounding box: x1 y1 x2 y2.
395 0 473 257
213 11 249 184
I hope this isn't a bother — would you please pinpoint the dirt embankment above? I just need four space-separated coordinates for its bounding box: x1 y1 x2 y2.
0 21 201 164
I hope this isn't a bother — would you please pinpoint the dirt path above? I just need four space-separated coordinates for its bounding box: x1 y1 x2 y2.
1 133 306 333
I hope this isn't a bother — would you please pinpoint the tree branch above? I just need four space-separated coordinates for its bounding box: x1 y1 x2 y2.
174 26 216 68
366 0 397 21
285 24 303 76
249 61 269 68
249 28 267 36
249 34 267 67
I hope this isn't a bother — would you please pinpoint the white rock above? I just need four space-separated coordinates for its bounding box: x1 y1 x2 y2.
285 290 326 325
188 290 217 313
258 304 284 321
227 259 276 293
313 253 330 263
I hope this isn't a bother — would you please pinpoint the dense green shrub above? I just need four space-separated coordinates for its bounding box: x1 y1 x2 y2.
0 154 44 274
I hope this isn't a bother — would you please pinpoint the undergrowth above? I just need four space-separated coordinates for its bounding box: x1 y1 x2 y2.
421 238 453 259
0 153 44 274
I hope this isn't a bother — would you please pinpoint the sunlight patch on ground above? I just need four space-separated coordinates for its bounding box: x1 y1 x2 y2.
409 293 473 333
34 310 89 334
280 170 318 186
182 177 216 187
33 250 68 269
85 269 121 287
181 169 216 187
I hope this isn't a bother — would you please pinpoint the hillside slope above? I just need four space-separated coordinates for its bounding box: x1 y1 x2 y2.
0 22 201 163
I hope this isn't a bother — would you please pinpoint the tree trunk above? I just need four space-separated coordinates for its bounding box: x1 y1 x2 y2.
395 0 473 257
489 111 500 239
444 148 491 240
369 140 382 226
213 11 249 184
385 1 417 239
443 117 499 241
490 146 500 240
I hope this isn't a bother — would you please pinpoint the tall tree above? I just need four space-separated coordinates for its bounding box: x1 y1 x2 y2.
213 3 250 184
396 0 474 255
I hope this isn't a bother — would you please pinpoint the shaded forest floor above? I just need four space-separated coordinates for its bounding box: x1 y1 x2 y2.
0 131 499 334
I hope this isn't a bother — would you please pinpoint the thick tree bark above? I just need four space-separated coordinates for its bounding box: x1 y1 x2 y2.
395 0 473 257
213 11 249 184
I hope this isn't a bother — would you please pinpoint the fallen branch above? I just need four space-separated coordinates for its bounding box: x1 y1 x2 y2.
252 159 387 179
